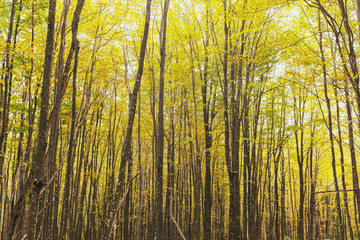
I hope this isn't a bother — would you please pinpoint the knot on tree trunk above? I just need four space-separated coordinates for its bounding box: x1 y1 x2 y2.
33 178 48 189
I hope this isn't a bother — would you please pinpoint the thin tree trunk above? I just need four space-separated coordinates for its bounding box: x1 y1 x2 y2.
334 86 354 240
26 0 57 238
344 83 360 232
44 4 69 238
0 0 17 186
104 1 152 238
293 93 305 240
308 117 316 240
154 1 170 239
202 5 213 237
189 40 202 240
318 14 344 239
280 151 287 239
221 2 241 239
0 1 18 233
59 35 80 240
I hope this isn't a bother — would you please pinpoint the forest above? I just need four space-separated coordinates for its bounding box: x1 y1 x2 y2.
1 0 360 239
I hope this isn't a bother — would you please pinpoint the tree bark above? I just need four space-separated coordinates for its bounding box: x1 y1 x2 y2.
154 1 170 239
202 5 213 237
59 32 80 240
26 0 57 238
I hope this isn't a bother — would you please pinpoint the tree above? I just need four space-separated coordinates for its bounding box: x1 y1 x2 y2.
154 1 170 239
103 0 152 238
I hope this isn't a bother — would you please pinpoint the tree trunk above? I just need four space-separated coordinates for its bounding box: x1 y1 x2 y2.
202 8 213 237
103 1 152 238
318 14 344 239
59 33 80 240
26 0 57 238
154 1 170 239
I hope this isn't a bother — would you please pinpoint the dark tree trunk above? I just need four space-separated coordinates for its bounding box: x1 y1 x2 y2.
221 2 241 239
59 34 80 240
202 9 213 238
154 1 170 239
334 86 354 239
0 0 17 185
26 0 57 238
293 93 305 240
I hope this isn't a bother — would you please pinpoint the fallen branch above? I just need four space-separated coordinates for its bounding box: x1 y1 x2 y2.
315 189 358 194
170 206 186 240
